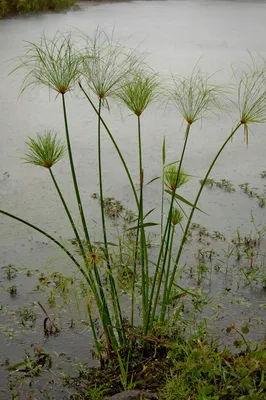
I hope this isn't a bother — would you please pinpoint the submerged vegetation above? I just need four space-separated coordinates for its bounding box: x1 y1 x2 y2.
0 0 76 18
2 29 266 398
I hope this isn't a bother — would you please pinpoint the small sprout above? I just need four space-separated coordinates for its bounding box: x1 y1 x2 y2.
241 324 249 335
260 171 266 178
171 208 184 226
164 164 189 191
24 130 66 169
1 264 17 280
17 307 37 328
258 196 265 208
8 285 17 297
102 197 124 219
200 178 235 192
87 249 103 268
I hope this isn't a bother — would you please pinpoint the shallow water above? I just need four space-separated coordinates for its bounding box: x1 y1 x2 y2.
1 0 266 397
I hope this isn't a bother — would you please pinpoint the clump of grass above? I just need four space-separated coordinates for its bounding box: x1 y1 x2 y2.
7 285 17 297
200 177 235 192
160 340 266 400
4 32 266 369
17 307 37 328
239 183 266 208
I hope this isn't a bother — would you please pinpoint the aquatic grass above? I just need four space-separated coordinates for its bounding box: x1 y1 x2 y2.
117 70 159 328
80 30 143 341
8 33 119 352
3 31 266 361
2 149 117 354
11 32 92 250
162 63 266 319
147 70 225 328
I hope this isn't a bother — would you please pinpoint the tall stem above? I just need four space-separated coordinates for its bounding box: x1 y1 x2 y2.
163 122 242 315
97 98 124 344
0 210 85 279
131 221 140 326
79 83 138 206
160 224 175 320
61 93 92 251
146 123 191 333
161 137 166 241
137 115 147 327
49 169 87 265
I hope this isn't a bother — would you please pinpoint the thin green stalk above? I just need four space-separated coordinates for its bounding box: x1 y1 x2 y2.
160 224 175 320
92 262 118 351
97 97 124 344
146 123 191 333
61 93 92 251
49 169 87 265
79 83 138 206
137 115 148 327
161 137 166 240
50 166 116 349
131 221 140 326
1 212 115 351
87 302 102 361
0 209 85 278
163 122 242 318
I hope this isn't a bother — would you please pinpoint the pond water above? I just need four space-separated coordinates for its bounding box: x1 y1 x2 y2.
1 0 266 397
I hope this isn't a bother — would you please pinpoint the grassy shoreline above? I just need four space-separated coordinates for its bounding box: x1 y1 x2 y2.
0 0 77 19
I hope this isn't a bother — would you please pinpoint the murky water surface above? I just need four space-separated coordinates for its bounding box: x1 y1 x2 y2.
1 0 266 397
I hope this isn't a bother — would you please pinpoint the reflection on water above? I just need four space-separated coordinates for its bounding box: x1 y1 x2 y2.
1 0 266 397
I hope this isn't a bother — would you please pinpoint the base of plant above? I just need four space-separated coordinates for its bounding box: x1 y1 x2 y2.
63 325 266 400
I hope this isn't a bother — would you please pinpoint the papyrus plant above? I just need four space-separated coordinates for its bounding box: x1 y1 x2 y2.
1 31 266 359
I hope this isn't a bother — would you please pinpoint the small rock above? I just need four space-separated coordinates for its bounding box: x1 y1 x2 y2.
104 390 158 400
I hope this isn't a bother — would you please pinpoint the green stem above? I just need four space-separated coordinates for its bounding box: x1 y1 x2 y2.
49 167 116 349
160 224 175 320
131 221 140 326
163 122 242 317
61 93 92 251
97 97 124 344
87 302 102 361
137 115 147 327
0 211 115 350
146 123 191 333
79 83 138 207
0 209 85 279
49 169 87 265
